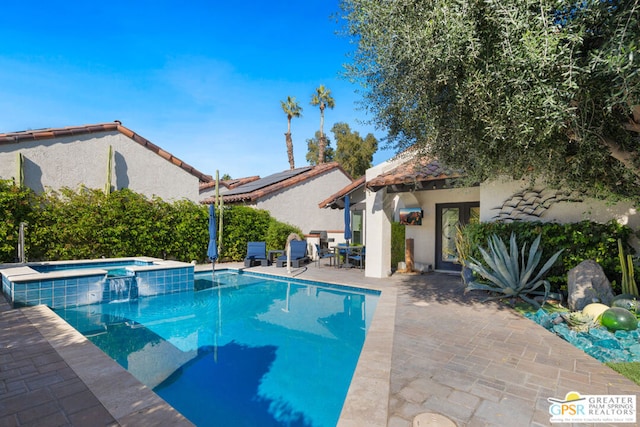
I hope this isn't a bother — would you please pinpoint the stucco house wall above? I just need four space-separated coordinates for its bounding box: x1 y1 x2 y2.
398 186 480 271
0 124 209 202
364 156 408 278
254 168 352 234
363 159 640 279
480 178 640 230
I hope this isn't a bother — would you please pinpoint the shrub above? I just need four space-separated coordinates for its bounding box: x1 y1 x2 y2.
0 180 36 263
458 220 633 293
0 182 300 264
391 222 405 270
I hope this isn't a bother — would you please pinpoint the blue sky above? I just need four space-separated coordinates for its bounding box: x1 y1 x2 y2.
0 1 392 179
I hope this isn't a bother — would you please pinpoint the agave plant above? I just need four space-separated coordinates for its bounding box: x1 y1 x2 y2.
464 233 563 308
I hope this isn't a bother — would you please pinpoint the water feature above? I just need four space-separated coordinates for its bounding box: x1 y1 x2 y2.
0 257 192 308
106 274 138 302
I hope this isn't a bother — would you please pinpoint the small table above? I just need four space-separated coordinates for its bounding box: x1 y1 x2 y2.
268 250 284 264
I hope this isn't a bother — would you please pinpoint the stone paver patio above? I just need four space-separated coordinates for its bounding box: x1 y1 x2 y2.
1 261 639 426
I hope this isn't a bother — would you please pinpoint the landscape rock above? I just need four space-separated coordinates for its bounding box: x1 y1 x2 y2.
567 260 614 311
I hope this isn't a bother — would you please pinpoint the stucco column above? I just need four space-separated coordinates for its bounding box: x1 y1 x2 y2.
365 186 393 278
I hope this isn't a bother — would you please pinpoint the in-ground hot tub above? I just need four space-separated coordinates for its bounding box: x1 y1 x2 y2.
0 257 194 308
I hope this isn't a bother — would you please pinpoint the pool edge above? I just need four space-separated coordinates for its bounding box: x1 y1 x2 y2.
338 285 396 427
21 304 194 427
208 265 396 427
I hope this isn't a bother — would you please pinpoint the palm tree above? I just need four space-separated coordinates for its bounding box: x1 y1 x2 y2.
310 85 335 164
280 96 303 170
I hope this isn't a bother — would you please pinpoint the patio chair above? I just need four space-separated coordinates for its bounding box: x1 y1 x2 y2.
348 246 366 269
276 240 310 268
244 241 269 267
314 243 335 268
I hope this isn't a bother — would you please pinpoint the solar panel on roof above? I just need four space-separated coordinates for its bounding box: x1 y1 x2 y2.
223 167 312 196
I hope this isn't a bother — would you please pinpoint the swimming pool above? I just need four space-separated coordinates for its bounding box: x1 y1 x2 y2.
54 270 380 427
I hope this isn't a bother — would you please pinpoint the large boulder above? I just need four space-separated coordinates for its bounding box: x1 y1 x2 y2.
567 260 614 311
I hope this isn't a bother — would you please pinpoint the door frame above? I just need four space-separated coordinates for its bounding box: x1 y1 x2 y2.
435 202 480 271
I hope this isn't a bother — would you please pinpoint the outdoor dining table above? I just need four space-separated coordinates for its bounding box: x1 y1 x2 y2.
333 244 363 268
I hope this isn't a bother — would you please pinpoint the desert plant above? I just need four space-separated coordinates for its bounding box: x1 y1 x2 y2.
459 220 632 292
464 233 564 308
617 238 639 297
454 223 471 266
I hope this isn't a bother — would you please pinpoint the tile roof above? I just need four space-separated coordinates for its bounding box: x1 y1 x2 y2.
366 158 465 192
318 176 365 209
0 121 213 183
199 175 261 191
202 162 351 204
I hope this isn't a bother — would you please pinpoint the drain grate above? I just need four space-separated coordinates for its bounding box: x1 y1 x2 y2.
413 412 457 427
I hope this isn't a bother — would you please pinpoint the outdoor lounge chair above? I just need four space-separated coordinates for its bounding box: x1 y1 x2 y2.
276 240 310 268
314 243 335 267
244 241 269 267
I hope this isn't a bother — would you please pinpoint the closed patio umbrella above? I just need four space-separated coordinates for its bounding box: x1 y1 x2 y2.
344 195 352 244
207 204 218 272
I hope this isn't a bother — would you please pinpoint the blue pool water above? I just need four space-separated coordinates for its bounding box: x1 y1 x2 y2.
30 259 153 274
54 270 379 427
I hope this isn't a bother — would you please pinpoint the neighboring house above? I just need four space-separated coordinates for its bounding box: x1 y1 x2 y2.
202 163 353 236
199 175 260 201
0 121 212 202
352 154 640 278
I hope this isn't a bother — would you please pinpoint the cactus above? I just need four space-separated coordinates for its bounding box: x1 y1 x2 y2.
617 239 639 297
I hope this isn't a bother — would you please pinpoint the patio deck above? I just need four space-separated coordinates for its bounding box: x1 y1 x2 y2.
1 261 639 426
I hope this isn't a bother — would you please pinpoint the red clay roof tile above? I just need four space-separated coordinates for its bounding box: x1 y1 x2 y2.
366 158 465 191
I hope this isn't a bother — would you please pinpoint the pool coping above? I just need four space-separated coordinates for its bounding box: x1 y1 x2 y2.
0 257 191 283
20 265 395 427
21 305 194 426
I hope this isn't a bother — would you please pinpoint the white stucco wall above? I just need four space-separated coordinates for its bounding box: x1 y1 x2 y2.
364 162 640 278
480 178 640 231
0 131 200 201
364 155 416 278
399 186 480 271
253 169 353 234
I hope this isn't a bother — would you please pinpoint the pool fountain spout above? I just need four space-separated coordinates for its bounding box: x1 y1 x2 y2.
107 275 138 303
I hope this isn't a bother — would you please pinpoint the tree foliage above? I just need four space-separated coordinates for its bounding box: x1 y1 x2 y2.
332 122 378 177
281 96 303 170
340 0 640 200
310 85 336 164
306 130 335 165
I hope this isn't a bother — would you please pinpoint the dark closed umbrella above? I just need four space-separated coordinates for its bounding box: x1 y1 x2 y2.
344 195 352 243
207 204 218 264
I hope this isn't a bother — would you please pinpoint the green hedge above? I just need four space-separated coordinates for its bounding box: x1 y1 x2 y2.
458 220 634 293
0 181 302 264
391 221 406 270
0 180 36 262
